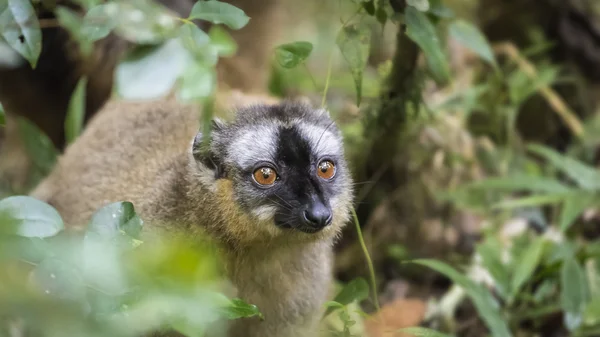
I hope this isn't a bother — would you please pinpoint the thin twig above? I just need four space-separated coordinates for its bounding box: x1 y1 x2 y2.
493 42 585 138
303 63 319 92
321 6 363 108
351 207 380 311
321 51 334 108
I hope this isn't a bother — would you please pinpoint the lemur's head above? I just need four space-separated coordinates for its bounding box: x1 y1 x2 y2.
192 101 353 243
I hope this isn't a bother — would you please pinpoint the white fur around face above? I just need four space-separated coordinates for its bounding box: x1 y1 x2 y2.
226 125 279 169
295 122 343 159
251 204 278 222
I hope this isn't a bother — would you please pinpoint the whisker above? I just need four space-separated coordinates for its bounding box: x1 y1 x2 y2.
350 180 375 186
270 199 292 211
314 119 337 154
274 194 294 209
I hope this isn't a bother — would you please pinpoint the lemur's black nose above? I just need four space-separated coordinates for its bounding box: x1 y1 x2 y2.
303 203 333 228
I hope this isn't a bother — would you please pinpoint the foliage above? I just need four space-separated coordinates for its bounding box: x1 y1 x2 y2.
336 22 371 107
64 76 87 145
2 0 600 336
448 19 497 68
408 259 511 337
404 6 450 84
0 0 41 67
430 51 600 333
0 196 260 337
396 327 455 337
275 41 314 69
0 0 247 106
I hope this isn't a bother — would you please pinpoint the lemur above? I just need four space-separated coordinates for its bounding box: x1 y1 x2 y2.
30 94 354 337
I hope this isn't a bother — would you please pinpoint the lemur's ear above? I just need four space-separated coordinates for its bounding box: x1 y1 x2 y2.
192 118 226 179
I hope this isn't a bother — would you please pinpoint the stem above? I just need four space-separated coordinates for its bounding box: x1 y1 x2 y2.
351 207 379 311
176 17 194 25
493 42 584 138
321 6 362 108
321 51 334 108
303 63 319 91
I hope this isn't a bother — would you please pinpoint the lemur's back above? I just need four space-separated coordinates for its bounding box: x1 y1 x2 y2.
31 98 200 227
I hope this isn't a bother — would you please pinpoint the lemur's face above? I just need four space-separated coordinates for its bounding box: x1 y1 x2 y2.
207 102 353 237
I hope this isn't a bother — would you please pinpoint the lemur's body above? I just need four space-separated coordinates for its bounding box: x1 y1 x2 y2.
31 96 353 337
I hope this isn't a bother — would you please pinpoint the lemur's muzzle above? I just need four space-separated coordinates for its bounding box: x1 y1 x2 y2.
301 201 333 231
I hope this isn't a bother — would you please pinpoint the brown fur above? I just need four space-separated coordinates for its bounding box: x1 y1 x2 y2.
30 92 350 337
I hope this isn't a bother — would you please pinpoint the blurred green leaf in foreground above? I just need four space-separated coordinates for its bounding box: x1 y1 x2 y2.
0 196 260 337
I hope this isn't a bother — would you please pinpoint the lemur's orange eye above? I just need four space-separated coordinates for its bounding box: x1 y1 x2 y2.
317 160 336 180
253 167 278 186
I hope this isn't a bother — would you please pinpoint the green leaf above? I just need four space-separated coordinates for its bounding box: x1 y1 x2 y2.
586 258 600 299
407 0 430 11
219 298 263 320
57 5 116 56
87 201 143 240
324 278 370 317
510 237 545 300
82 202 138 294
275 41 313 69
172 320 207 337
477 239 510 299
508 65 560 105
559 193 599 232
545 240 577 265
180 23 210 55
0 235 50 264
0 103 4 126
176 63 216 102
81 4 118 42
188 1 250 30
362 0 375 15
467 175 572 194
17 116 59 177
428 0 454 18
55 6 82 32
533 279 557 304
584 298 600 326
0 0 42 68
111 0 178 44
324 300 345 310
209 25 237 57
494 193 569 210
116 39 194 99
396 327 454 337
71 0 102 10
55 6 93 56
387 244 409 260
405 6 450 84
82 231 128 295
0 196 64 238
336 22 371 106
333 277 370 305
408 259 512 337
30 258 86 300
65 76 87 144
527 144 600 190
448 19 496 67
0 37 24 68
178 23 225 65
561 257 590 331
375 0 389 25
